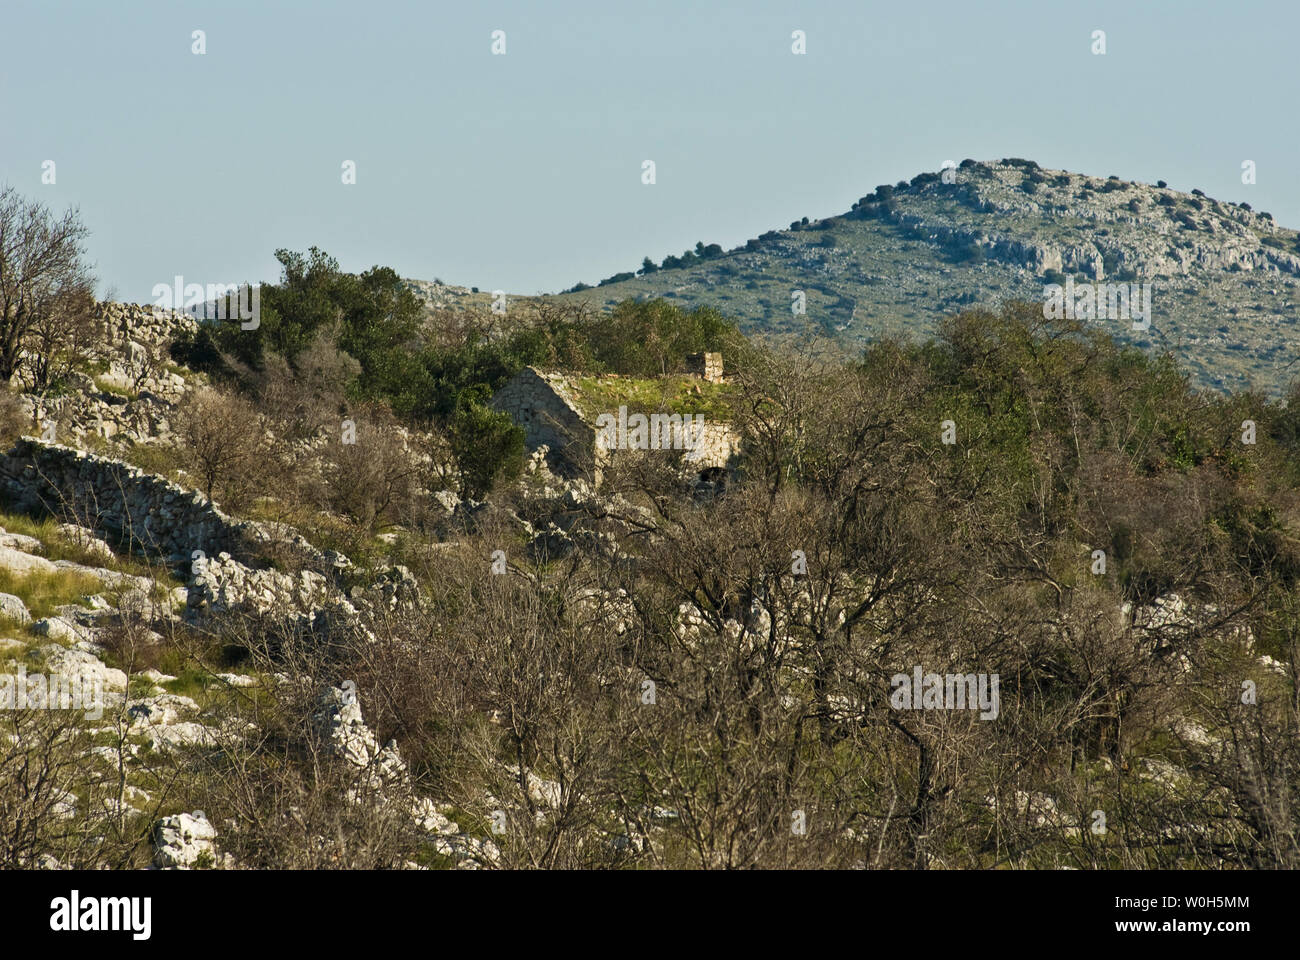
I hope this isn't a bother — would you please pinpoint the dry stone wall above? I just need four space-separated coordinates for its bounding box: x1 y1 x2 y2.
20 390 176 448
93 301 198 357
685 352 724 383
15 302 199 449
0 438 340 572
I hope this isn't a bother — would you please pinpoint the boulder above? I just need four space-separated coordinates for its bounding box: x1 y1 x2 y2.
37 643 128 690
31 617 86 644
152 812 218 869
0 545 56 576
0 531 43 553
128 693 200 728
57 523 116 563
0 592 31 624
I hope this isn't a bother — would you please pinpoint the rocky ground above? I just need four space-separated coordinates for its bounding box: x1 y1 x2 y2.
0 298 1289 871
0 302 649 869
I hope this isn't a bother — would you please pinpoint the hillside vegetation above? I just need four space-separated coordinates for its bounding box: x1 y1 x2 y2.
1 185 1297 871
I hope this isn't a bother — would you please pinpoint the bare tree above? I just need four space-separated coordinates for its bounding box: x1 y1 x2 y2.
0 186 94 383
172 385 264 506
20 282 96 394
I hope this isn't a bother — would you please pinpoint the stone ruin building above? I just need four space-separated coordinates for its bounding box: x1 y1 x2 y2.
491 357 739 486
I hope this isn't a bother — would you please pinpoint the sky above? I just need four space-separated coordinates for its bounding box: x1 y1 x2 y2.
2 0 1297 303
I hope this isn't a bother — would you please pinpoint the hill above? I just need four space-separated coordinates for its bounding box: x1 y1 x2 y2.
453 159 1300 394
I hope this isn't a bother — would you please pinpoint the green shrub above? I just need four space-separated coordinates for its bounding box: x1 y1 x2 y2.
448 394 525 499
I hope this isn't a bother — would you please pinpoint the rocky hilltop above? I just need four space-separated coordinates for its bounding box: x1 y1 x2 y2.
538 159 1299 394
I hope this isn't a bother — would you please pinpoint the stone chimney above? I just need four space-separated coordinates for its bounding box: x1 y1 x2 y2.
685 352 723 383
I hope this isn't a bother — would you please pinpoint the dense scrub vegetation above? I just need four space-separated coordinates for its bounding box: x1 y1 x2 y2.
119 300 1300 867
167 248 748 510
176 247 746 418
3 207 1297 867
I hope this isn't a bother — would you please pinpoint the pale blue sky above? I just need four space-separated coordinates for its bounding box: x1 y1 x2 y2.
3 0 1295 302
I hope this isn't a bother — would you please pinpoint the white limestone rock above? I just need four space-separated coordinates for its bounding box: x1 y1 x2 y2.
57 523 116 563
152 812 218 869
36 643 127 690
0 545 56 576
0 592 31 624
31 617 86 644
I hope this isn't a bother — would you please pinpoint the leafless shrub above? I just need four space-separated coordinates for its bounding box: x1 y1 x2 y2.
256 329 358 443
321 403 420 534
172 385 266 510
